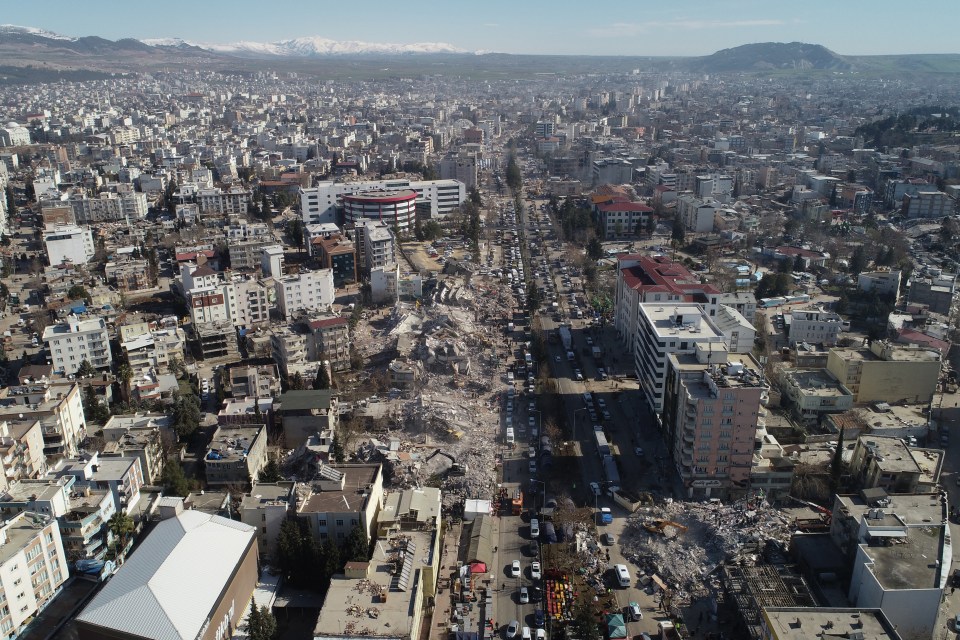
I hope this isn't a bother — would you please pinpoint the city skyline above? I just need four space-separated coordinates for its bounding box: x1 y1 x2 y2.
4 0 959 57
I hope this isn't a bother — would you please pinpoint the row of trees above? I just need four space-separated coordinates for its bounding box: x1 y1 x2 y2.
276 519 370 592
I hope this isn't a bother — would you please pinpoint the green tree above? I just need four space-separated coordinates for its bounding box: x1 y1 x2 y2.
76 359 96 378
342 524 369 562
526 280 542 315
164 179 178 215
287 372 306 391
587 236 604 261
330 434 346 464
422 220 443 241
286 218 304 253
468 187 482 206
67 285 89 301
248 601 277 640
671 217 685 245
314 362 331 390
572 606 601 640
107 511 134 558
82 384 110 424
258 459 283 483
161 459 194 497
4 186 13 216
849 245 868 276
830 427 845 493
24 180 35 203
170 391 202 440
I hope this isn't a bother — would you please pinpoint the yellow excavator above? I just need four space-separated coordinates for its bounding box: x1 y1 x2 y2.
643 520 688 535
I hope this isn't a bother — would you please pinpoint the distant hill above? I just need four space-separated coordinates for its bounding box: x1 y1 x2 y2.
687 42 853 72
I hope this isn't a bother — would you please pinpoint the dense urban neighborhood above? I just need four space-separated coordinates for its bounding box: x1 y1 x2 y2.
0 22 958 640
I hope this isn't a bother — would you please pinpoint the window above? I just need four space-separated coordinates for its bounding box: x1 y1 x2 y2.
318 520 326 527
336 519 344 527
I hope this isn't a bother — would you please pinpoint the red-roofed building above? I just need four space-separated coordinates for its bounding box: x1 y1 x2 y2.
895 328 950 359
615 255 721 357
306 316 350 371
314 234 357 287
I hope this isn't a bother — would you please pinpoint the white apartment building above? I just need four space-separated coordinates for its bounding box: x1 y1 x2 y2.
43 224 95 266
361 221 396 274
858 270 902 297
370 263 400 305
42 315 112 374
120 325 186 374
0 122 31 147
636 304 727 415
196 187 251 215
0 512 68 637
902 190 952 219
270 327 308 377
0 381 87 458
788 307 844 346
676 194 720 233
275 269 335 321
225 275 272 329
66 191 148 224
300 178 465 224
439 153 479 190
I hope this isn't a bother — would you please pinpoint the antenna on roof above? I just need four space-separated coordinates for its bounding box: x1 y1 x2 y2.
341 495 350 508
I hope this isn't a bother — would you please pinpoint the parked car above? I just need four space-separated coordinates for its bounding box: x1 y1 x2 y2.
627 602 642 621
519 587 529 604
510 560 521 578
506 621 519 638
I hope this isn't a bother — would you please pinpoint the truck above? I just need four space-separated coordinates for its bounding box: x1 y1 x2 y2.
657 621 681 640
594 431 610 457
591 345 603 363
611 488 643 513
597 507 613 525
558 326 572 351
601 454 620 487
511 489 524 515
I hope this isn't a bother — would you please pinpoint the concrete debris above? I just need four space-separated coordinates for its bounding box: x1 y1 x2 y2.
346 273 518 511
619 495 794 601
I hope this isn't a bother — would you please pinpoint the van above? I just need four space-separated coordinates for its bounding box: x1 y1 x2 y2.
506 428 515 445
530 518 540 538
614 564 631 588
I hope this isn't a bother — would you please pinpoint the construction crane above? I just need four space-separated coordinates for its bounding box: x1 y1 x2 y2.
643 520 688 535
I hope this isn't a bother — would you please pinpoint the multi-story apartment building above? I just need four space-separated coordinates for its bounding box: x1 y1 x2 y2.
228 364 282 400
119 322 186 374
439 152 479 190
663 350 767 499
907 272 956 315
360 220 396 275
42 315 112 374
104 259 150 292
204 424 267 486
826 342 941 404
300 178 465 224
274 269 335 321
270 327 309 378
614 255 721 359
52 452 144 514
0 381 86 458
295 463 384 542
788 307 845 347
593 200 653 239
43 224 95 266
901 190 952 219
858 270 902 297
196 187 251 216
591 158 635 186
240 483 292 562
314 234 357 286
62 190 148 224
228 237 276 271
370 263 400 305
0 511 68 637
225 274 272 329
676 193 720 233
0 419 46 490
306 316 351 372
635 304 727 416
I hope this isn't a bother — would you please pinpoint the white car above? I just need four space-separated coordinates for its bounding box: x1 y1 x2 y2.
506 621 520 638
510 560 521 578
519 586 529 604
589 482 601 496
530 561 541 580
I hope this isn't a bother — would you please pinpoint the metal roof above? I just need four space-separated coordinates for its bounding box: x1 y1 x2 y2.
277 389 333 411
75 510 255 640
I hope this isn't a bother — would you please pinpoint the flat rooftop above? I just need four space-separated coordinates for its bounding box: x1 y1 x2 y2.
786 369 851 397
207 425 264 461
864 524 943 590
639 303 724 341
832 345 940 363
857 436 922 474
313 528 434 639
670 352 766 397
763 608 901 640
298 464 381 514
836 492 944 528
0 513 55 564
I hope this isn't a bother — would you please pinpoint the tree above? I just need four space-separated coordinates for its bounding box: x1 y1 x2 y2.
4 186 13 216
170 391 202 441
258 459 283 483
164 179 178 215
314 362 331 390
849 245 868 276
586 236 603 261
67 284 90 300
671 217 685 245
248 601 277 640
161 459 194 497
76 359 96 378
342 524 369 562
572 606 601 640
286 217 304 253
830 427 845 493
526 280 542 315
107 511 134 559
24 180 35 203
287 372 306 390
422 220 443 241
82 384 110 424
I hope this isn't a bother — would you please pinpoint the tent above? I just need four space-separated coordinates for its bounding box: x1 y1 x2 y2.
605 613 627 639
469 562 487 574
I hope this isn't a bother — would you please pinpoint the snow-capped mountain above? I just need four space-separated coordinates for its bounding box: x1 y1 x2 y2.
149 35 467 56
0 24 77 41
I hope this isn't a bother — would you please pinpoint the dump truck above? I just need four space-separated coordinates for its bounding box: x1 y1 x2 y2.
511 489 524 516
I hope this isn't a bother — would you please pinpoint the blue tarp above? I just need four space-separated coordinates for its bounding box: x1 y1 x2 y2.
71 305 86 314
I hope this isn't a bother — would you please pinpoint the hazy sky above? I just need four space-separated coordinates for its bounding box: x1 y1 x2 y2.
6 0 959 56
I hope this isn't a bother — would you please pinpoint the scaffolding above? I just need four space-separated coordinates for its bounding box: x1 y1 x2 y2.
722 565 818 640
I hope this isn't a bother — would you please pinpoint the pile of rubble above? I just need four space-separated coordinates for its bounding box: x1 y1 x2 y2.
620 496 795 598
346 273 517 509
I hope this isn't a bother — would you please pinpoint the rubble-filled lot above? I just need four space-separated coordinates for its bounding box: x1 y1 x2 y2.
345 272 520 507
619 496 796 602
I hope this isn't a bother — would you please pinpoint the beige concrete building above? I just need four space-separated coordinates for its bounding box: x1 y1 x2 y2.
204 424 268 487
295 463 383 543
826 342 941 404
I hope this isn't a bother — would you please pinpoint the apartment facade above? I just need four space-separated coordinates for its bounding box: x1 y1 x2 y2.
306 316 351 372
300 178 465 224
663 351 767 499
0 382 87 459
196 187 251 216
43 224 95 266
788 307 844 346
42 315 112 374
66 190 148 224
275 269 335 321
826 342 941 404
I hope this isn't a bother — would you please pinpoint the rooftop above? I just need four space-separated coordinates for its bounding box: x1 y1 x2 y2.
206 425 264 462
762 608 901 640
297 464 381 514
639 303 724 342
75 511 256 640
785 369 852 397
0 512 56 565
313 528 435 639
620 255 719 298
